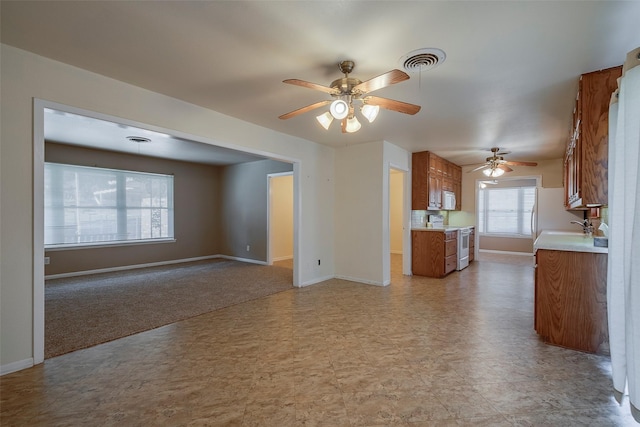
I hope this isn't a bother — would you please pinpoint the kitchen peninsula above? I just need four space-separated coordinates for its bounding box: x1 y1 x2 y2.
534 231 608 354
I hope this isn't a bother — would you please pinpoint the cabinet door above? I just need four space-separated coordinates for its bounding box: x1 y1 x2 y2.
579 66 621 206
428 173 442 209
411 152 429 209
535 250 608 353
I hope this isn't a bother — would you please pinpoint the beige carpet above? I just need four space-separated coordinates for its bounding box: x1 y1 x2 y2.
45 259 293 358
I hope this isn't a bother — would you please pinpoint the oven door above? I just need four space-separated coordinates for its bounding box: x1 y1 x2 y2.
457 228 470 270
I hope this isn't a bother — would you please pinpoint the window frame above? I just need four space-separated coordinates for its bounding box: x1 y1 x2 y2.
477 182 537 238
44 162 175 250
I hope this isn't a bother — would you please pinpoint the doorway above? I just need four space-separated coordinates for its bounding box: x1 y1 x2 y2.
33 99 303 364
388 167 407 281
268 173 294 268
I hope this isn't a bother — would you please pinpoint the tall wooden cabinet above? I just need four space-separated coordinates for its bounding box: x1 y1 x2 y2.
412 151 462 210
564 66 621 209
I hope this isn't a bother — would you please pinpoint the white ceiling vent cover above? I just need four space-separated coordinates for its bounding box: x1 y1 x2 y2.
400 48 446 72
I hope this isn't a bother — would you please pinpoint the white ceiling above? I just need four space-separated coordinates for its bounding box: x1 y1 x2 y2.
3 1 639 166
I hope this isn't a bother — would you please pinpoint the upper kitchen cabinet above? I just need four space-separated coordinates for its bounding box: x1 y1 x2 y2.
565 66 622 209
412 151 461 210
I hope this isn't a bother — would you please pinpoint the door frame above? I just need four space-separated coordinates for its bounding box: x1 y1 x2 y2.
383 163 410 285
267 172 294 266
32 99 303 364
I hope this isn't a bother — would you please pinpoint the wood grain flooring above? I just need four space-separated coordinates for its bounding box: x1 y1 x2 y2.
1 254 635 426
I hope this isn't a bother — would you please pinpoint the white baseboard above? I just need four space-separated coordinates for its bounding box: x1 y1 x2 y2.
299 274 334 287
45 254 274 280
390 250 403 255
478 249 534 256
45 255 222 279
216 255 267 266
1 358 34 376
334 275 387 287
272 255 293 262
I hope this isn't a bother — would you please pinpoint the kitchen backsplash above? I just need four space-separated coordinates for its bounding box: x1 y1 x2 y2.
411 210 450 227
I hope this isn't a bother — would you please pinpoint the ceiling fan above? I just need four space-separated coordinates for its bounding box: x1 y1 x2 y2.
469 147 538 177
279 60 421 133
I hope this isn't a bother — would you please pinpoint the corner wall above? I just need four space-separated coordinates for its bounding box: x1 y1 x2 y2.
0 44 335 371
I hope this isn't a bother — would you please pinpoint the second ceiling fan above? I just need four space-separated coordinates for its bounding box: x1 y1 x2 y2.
470 147 538 177
279 60 421 133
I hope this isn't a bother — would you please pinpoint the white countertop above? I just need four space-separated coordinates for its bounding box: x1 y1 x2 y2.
411 225 474 232
533 230 608 254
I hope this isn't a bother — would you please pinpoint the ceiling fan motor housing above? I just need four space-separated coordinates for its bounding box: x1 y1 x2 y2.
330 77 364 98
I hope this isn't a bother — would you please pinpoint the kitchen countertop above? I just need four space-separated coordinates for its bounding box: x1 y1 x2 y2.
411 225 474 232
533 230 608 254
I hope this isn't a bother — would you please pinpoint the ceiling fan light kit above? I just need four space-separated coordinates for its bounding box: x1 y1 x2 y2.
361 104 380 123
280 60 421 133
483 167 505 177
345 116 361 133
315 112 334 130
329 99 349 120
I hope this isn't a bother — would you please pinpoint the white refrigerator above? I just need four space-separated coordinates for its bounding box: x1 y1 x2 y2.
532 187 584 237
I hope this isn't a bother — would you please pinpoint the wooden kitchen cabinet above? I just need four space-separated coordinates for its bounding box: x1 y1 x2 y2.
564 66 621 209
535 249 608 354
412 151 461 211
468 227 475 262
412 230 458 278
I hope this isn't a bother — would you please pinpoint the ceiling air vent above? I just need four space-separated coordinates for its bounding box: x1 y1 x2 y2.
126 136 152 143
400 48 446 72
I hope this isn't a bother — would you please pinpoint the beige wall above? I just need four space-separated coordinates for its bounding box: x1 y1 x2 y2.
389 170 403 254
44 143 223 275
334 141 385 285
1 45 335 369
270 175 294 261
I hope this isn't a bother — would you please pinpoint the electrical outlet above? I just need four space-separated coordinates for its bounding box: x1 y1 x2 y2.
44 257 50 265
246 245 250 251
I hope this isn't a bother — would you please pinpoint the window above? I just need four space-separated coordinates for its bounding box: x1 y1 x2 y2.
45 163 174 247
478 185 535 237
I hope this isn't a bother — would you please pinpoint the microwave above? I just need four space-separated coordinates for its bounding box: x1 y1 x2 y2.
443 191 456 210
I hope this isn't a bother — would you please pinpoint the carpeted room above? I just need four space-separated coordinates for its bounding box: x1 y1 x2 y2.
44 138 295 358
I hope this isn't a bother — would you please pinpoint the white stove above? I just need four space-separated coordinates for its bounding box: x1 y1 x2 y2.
456 227 471 270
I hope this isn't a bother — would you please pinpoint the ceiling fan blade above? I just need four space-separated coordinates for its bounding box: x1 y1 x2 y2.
278 100 332 120
498 164 513 172
283 79 337 94
468 164 490 173
503 161 538 167
353 69 410 94
364 96 421 115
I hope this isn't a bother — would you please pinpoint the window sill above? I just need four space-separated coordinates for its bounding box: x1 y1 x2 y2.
479 233 533 239
45 238 176 251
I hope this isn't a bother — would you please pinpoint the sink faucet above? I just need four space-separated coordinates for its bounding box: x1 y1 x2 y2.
570 219 593 236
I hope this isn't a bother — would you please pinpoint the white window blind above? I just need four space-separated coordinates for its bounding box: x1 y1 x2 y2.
45 163 174 247
478 186 535 236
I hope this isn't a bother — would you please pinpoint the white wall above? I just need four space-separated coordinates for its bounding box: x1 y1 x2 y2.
334 141 385 285
0 45 335 370
333 140 411 286
270 174 294 261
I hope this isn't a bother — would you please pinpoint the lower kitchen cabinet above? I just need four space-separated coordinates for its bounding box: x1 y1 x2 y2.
412 230 458 278
534 249 608 354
